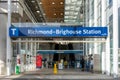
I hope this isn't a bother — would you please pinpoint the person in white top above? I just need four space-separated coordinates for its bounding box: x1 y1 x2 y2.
90 58 93 73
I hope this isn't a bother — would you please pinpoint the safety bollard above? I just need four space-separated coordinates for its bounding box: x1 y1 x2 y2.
53 64 58 74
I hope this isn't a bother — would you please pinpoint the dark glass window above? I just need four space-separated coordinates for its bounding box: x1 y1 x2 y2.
109 0 112 4
109 0 112 8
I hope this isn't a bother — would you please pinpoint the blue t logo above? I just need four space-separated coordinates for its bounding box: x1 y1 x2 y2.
11 28 16 35
9 27 18 37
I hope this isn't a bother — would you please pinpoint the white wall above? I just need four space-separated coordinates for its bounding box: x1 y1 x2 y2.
0 14 7 75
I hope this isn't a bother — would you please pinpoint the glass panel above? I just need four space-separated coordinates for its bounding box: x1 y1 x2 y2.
65 6 70 10
65 12 69 15
118 56 120 62
118 64 120 68
65 16 69 18
64 0 82 23
109 0 112 4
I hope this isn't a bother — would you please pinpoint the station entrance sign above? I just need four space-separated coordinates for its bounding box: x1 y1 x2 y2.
9 26 108 37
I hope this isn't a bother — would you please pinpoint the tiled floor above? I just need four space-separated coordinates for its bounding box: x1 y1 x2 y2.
0 68 118 80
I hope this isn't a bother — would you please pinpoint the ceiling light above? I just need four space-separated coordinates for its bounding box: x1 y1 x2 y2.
52 2 55 4
54 13 56 15
31 0 35 3
60 2 63 4
39 2 42 4
36 10 40 13
60 13 63 15
43 13 46 15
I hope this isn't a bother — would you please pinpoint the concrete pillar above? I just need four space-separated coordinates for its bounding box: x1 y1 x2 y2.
102 51 105 73
93 0 102 72
102 0 110 75
30 39 33 70
89 0 92 26
94 0 98 54
85 42 88 56
0 14 7 75
85 0 89 26
88 0 93 57
6 0 12 76
25 41 28 71
113 0 118 78
34 42 37 69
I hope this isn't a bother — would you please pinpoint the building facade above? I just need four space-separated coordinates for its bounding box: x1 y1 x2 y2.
85 0 120 77
0 0 120 78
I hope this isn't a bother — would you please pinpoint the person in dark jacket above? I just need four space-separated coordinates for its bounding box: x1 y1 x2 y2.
80 56 85 71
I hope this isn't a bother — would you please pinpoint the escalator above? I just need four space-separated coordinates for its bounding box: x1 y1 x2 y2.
53 44 59 61
53 43 75 68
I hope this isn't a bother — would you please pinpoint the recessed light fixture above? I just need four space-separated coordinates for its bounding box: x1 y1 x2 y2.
43 13 46 15
60 13 63 15
60 2 63 4
54 13 56 15
39 2 42 4
52 2 55 4
31 0 35 3
36 10 40 13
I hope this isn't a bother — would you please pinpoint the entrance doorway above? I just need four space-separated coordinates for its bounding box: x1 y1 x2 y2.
53 43 75 68
11 37 106 74
53 43 75 61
